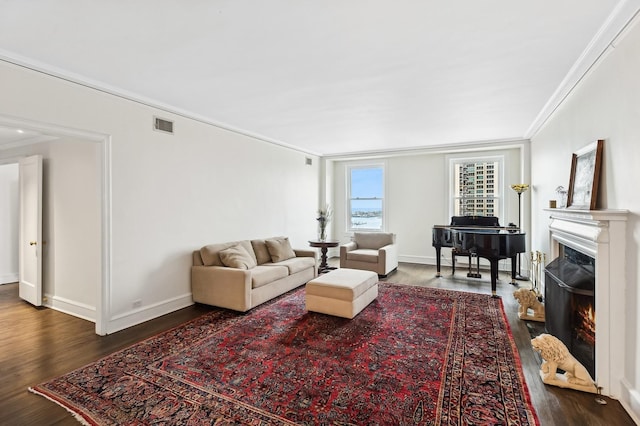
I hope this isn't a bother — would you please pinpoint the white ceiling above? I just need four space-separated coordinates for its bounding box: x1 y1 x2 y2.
0 1 634 156
0 125 57 150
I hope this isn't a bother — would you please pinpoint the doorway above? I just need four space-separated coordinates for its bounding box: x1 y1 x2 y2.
0 162 19 285
0 116 111 335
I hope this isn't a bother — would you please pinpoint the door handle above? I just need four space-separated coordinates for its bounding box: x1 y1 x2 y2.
29 241 37 246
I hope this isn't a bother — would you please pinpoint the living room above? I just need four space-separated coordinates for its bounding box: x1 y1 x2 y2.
1 2 640 423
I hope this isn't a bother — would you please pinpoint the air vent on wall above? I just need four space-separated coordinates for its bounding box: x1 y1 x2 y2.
305 157 313 166
153 117 174 134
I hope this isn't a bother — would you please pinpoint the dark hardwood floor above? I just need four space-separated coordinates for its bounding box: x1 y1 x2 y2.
1 262 636 425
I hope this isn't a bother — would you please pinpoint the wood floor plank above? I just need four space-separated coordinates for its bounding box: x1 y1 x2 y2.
0 262 635 425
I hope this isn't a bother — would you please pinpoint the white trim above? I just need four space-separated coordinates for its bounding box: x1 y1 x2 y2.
525 0 640 139
325 138 529 161
400 254 514 273
98 135 112 336
0 114 111 336
46 294 96 323
0 273 18 284
620 380 640 424
400 255 431 265
107 293 193 334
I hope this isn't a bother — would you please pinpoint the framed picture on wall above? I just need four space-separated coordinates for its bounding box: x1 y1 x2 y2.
566 140 604 210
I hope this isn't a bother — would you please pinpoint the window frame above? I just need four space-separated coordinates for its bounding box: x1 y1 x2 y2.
447 155 505 224
346 162 386 233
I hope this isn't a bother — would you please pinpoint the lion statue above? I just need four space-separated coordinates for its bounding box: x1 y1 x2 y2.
513 288 545 322
531 333 596 393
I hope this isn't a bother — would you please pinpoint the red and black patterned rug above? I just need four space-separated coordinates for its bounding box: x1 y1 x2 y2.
30 284 539 425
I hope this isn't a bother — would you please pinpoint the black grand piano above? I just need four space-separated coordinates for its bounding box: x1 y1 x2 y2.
432 216 526 297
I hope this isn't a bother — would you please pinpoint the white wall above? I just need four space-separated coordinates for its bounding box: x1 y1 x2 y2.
0 163 19 284
530 17 640 420
0 60 320 334
328 145 526 269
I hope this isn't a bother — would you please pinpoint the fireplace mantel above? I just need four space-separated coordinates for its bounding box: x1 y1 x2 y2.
544 208 628 398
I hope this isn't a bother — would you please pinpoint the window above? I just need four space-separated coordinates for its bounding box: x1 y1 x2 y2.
347 164 384 231
449 156 503 221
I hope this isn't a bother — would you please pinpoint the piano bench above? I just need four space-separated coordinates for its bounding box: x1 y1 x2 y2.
452 248 482 278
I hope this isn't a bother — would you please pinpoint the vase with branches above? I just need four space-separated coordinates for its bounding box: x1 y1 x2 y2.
316 205 332 241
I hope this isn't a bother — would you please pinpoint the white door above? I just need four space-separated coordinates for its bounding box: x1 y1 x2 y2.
19 155 43 306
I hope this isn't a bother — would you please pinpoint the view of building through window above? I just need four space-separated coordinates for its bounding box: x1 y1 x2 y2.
453 160 500 217
348 165 384 230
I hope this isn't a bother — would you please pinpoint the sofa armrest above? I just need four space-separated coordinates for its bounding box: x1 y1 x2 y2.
378 243 399 270
191 265 252 311
341 241 357 253
340 241 357 264
294 249 316 258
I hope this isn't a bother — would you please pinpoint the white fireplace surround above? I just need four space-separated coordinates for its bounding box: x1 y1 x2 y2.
545 208 628 398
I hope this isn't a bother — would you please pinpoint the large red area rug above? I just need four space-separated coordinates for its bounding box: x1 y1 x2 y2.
30 284 539 425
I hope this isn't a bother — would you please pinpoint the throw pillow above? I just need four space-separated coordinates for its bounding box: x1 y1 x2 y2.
265 237 296 263
218 244 257 270
251 239 272 265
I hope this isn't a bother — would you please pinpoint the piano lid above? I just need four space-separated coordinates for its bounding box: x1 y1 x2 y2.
433 225 521 233
450 227 524 235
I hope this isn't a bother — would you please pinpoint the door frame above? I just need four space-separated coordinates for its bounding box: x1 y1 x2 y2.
0 115 112 336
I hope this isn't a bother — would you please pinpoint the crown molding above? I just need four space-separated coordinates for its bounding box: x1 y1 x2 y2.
324 138 529 161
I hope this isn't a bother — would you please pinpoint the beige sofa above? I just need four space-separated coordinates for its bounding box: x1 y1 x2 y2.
191 237 317 312
340 232 398 277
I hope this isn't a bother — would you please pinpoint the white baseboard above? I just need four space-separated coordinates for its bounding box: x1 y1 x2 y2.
620 380 640 424
0 273 18 284
106 293 194 334
45 294 96 322
398 255 517 274
399 255 431 264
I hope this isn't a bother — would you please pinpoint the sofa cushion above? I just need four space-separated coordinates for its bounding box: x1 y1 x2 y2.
265 237 296 263
200 240 256 266
272 256 316 274
354 232 394 250
251 265 289 289
218 244 257 270
251 239 273 265
346 249 379 263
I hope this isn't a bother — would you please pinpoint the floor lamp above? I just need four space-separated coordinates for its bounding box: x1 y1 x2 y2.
511 184 529 280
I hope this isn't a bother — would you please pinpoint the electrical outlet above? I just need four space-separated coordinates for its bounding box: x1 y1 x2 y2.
132 299 142 308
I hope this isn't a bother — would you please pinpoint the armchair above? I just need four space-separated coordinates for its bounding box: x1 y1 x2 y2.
340 232 398 277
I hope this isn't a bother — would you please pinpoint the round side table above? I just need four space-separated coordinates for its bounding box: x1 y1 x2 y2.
308 240 339 274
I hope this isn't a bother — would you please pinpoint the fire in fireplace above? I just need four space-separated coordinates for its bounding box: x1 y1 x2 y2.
544 245 596 378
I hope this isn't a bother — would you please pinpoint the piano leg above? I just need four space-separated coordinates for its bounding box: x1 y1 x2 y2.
510 255 518 286
490 260 500 298
451 248 457 275
435 246 442 277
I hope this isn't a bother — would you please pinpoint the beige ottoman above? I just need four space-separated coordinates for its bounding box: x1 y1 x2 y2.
305 268 378 319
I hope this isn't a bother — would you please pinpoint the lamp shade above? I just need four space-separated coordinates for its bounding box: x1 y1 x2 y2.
511 184 529 194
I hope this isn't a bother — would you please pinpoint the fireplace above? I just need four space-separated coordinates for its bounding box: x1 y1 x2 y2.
545 208 627 398
544 245 595 378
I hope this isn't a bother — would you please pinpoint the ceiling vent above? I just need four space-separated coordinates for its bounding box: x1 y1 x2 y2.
153 117 174 134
